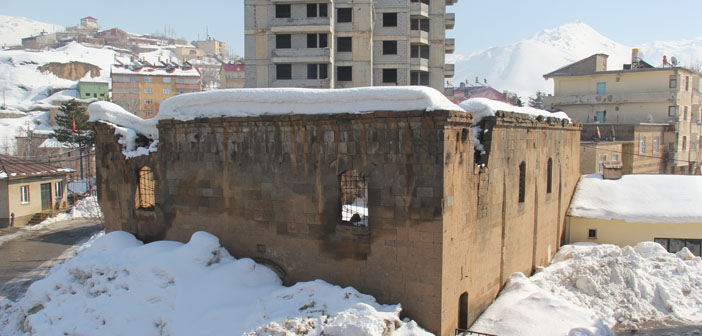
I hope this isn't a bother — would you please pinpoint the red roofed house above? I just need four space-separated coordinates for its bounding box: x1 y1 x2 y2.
451 83 511 104
220 63 245 88
79 16 99 30
0 155 70 228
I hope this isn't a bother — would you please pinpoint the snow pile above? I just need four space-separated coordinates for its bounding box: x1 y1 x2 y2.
0 15 64 47
158 86 461 120
459 97 570 154
0 231 430 336
88 101 159 158
471 273 613 336
25 196 103 230
569 174 702 223
472 242 702 335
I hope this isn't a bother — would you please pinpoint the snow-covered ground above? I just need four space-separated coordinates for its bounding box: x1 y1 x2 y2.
0 15 64 47
472 243 702 336
0 231 430 336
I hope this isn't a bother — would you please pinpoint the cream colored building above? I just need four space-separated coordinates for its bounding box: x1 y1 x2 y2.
567 174 702 256
221 63 245 88
544 53 702 174
174 45 204 62
244 0 457 93
0 155 70 228
192 39 227 58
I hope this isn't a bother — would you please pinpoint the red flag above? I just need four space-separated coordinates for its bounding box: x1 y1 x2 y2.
72 118 76 133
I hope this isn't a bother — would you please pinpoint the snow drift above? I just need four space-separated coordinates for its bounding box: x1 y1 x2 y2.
0 231 430 336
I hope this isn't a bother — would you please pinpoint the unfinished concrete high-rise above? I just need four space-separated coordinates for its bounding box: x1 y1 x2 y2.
244 0 457 93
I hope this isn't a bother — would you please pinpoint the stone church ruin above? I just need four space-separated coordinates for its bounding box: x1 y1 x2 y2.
90 87 580 335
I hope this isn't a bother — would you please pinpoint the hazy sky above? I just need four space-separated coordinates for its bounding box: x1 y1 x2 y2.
3 0 701 56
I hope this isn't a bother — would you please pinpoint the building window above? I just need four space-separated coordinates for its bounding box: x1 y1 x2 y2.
20 185 30 204
54 181 63 199
684 106 688 120
410 18 430 32
669 75 677 88
144 76 152 83
276 64 292 80
307 3 327 17
655 238 701 256
337 8 352 22
518 161 526 203
410 71 429 85
145 110 153 116
612 153 620 161
307 33 328 48
144 88 153 94
546 158 553 194
383 40 397 55
275 4 291 18
176 78 184 84
163 77 171 83
178 89 185 94
276 34 291 49
145 99 153 105
337 37 352 52
382 68 397 84
340 170 368 226
588 229 597 239
458 292 469 330
136 167 155 210
383 12 397 27
337 66 352 82
84 93 90 97
596 82 606 94
668 106 677 117
411 44 430 59
653 136 660 153
163 88 171 95
598 154 606 174
639 136 647 154
307 64 328 80
683 136 687 151
685 76 690 91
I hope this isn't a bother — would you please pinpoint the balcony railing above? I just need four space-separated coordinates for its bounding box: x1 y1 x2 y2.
410 58 429 71
445 13 455 29
445 63 455 78
410 2 429 17
543 91 675 106
273 47 331 59
410 30 429 44
445 38 455 54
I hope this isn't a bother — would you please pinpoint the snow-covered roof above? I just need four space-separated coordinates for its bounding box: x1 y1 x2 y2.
568 174 702 223
110 64 200 77
459 98 571 124
0 154 72 179
157 87 462 120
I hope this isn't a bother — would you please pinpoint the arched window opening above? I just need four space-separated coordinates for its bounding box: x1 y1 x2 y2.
458 292 469 330
547 158 553 194
136 166 155 210
518 161 526 203
340 170 368 226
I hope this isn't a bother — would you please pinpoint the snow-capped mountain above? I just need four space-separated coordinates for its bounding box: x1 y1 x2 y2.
0 15 64 47
448 22 702 99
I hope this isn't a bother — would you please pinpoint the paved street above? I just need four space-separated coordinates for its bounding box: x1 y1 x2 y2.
0 219 103 301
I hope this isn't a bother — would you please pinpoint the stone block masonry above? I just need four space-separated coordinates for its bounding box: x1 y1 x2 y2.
94 109 580 335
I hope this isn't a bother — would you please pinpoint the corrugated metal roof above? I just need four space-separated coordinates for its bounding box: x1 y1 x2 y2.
0 154 72 180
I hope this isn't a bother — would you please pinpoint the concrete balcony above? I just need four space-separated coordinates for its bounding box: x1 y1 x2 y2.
544 91 675 106
410 30 429 45
272 47 331 63
271 78 331 88
445 63 455 78
446 0 459 5
270 17 332 33
410 58 429 72
410 2 429 17
445 13 455 29
445 38 455 54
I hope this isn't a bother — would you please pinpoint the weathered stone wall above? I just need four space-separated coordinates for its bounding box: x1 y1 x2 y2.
439 112 581 335
94 109 581 335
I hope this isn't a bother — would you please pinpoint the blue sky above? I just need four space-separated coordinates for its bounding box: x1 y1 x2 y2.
3 0 701 56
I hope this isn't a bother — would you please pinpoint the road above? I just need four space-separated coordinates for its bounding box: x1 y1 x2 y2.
0 219 103 301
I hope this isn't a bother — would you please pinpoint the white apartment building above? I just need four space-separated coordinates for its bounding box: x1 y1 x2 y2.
244 0 457 93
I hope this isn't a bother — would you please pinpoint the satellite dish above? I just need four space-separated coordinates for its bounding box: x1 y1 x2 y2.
671 57 679 66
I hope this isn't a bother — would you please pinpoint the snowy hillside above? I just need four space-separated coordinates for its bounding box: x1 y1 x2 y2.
0 15 64 47
448 22 702 99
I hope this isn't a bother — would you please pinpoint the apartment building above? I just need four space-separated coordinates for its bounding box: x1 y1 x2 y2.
244 0 457 93
544 52 702 174
192 38 227 58
220 63 245 88
111 62 201 119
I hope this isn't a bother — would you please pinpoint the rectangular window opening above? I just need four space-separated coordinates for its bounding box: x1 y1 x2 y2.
337 66 352 82
341 170 368 226
382 68 398 84
588 229 597 239
337 37 352 52
276 4 291 18
383 12 398 27
383 40 397 55
337 8 352 23
276 64 292 80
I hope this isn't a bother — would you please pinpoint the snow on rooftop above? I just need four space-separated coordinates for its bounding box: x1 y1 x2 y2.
459 97 571 124
158 86 461 120
0 231 431 335
110 64 199 77
568 174 702 223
